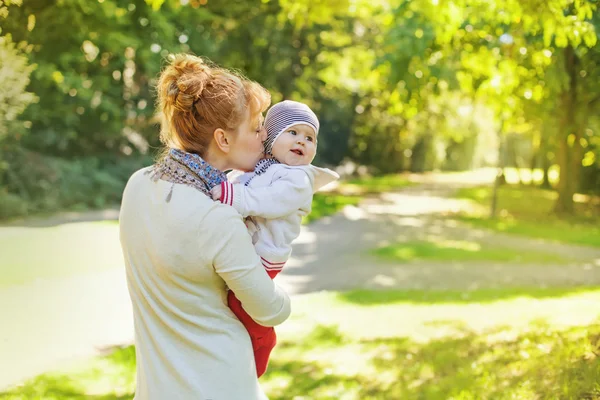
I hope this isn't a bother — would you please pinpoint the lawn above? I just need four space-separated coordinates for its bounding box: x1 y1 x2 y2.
2 288 600 399
454 185 600 248
0 221 122 287
338 173 414 195
371 239 572 263
304 193 361 224
303 173 415 223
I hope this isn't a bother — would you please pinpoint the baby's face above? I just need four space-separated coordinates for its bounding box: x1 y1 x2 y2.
271 124 317 166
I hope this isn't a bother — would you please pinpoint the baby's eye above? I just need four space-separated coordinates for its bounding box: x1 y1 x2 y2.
289 130 297 135
307 136 314 142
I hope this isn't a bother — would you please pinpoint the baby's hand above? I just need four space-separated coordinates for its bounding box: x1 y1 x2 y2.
210 185 222 201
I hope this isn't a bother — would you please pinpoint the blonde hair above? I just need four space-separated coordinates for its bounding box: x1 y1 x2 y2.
156 54 271 156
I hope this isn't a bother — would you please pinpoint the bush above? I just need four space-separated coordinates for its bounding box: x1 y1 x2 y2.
0 148 152 220
0 35 37 142
0 191 28 220
49 157 124 209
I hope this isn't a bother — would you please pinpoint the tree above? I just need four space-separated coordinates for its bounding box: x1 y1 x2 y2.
1 0 218 157
381 0 599 214
0 34 36 146
0 0 37 200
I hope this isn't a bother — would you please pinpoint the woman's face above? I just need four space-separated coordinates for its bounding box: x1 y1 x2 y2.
227 111 267 172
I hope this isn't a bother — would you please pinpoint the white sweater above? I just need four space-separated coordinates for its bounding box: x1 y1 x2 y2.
220 164 339 271
119 167 291 400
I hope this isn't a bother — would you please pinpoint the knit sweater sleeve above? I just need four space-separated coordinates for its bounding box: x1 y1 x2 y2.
218 168 313 219
206 205 291 327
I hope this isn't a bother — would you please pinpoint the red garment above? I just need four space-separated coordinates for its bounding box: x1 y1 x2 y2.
228 262 282 378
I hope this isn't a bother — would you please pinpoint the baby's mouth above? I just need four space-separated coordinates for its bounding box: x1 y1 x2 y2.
291 149 304 156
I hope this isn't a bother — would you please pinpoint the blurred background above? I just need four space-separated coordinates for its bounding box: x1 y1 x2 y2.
1 0 600 399
0 0 598 217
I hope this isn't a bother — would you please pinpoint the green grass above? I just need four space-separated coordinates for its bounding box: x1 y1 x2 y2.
0 221 122 287
3 288 600 399
371 239 571 263
305 172 413 223
339 173 413 194
455 185 600 248
305 193 361 224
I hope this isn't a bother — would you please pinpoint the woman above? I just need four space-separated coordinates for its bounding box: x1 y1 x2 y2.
119 54 291 400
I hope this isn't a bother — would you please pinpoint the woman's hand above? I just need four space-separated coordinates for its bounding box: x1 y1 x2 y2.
210 185 222 201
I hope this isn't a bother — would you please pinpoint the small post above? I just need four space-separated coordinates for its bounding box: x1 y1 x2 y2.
490 120 504 218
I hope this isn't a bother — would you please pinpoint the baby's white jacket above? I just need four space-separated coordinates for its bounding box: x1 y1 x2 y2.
219 164 339 272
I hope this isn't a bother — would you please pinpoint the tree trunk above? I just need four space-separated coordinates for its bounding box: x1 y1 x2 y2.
541 150 552 189
508 136 526 185
529 146 538 186
554 45 583 215
540 119 554 189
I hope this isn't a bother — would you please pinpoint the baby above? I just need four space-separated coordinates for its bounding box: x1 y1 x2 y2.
211 100 339 377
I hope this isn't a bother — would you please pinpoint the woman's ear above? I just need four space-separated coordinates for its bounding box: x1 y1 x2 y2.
213 128 230 153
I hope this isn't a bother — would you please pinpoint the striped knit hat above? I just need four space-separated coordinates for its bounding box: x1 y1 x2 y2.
263 100 320 155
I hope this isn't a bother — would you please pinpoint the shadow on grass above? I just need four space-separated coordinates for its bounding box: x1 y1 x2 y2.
337 287 600 306
0 346 135 400
3 323 600 400
264 323 600 400
0 379 132 400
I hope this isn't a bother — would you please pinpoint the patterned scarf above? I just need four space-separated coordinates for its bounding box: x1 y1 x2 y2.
149 148 227 201
244 157 280 186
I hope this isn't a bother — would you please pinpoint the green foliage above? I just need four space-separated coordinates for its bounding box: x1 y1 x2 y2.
1 0 599 217
0 191 27 220
0 35 36 143
0 149 151 219
0 2 37 194
1 0 192 156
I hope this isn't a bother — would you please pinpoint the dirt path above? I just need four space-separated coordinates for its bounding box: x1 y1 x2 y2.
278 179 600 294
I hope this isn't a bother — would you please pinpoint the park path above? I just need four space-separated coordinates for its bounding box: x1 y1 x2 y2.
2 171 600 390
277 177 600 295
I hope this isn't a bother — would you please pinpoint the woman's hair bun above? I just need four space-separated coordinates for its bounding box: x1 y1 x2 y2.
159 54 212 114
